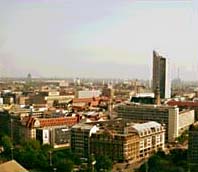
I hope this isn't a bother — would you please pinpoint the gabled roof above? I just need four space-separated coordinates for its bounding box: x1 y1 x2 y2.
39 117 77 127
0 160 28 172
23 116 78 128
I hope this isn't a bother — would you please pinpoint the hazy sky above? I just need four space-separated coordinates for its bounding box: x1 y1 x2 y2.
0 0 197 80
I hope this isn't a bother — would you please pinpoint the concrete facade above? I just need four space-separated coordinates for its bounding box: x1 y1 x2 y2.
115 102 194 142
188 122 198 163
71 120 165 163
71 123 99 159
152 50 171 99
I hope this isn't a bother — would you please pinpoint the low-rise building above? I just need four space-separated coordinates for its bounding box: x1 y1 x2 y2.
21 116 78 148
36 125 71 148
77 90 101 99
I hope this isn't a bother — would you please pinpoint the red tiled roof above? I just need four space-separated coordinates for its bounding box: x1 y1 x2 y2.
24 116 78 128
39 117 77 127
73 98 95 103
167 100 198 107
72 97 109 108
72 97 108 103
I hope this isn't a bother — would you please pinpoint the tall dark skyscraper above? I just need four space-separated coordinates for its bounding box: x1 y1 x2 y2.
27 73 32 84
152 50 171 99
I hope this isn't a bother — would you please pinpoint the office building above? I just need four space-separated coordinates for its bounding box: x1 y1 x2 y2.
36 125 71 148
115 102 194 142
91 120 165 162
188 122 198 163
167 100 198 120
71 120 165 163
152 50 171 99
71 123 99 159
76 90 101 99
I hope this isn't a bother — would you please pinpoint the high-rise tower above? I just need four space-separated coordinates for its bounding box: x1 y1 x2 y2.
152 50 171 99
27 73 32 84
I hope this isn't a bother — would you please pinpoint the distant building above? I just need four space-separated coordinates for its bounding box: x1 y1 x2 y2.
102 85 114 99
59 80 69 87
45 94 73 107
115 102 194 142
77 90 101 99
72 97 109 112
26 73 32 84
152 50 171 99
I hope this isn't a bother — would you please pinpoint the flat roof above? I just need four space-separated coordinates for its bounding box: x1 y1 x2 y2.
72 123 95 130
118 102 177 110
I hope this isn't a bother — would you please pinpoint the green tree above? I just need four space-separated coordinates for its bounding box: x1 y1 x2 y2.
54 159 74 172
139 163 148 172
14 140 49 170
148 155 161 172
40 144 53 157
95 155 112 172
138 149 188 172
0 135 13 159
23 139 41 151
170 167 185 172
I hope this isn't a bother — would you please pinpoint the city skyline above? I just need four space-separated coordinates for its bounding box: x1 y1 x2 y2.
0 0 198 80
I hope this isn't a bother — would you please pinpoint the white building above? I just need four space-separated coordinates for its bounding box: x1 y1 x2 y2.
133 121 165 158
77 90 101 98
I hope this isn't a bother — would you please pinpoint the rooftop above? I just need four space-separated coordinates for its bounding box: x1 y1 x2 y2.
132 121 162 135
167 100 198 107
72 123 95 130
118 102 177 110
0 160 28 172
23 116 78 128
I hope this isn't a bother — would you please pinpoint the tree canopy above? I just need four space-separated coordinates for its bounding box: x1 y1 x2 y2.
138 149 189 172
